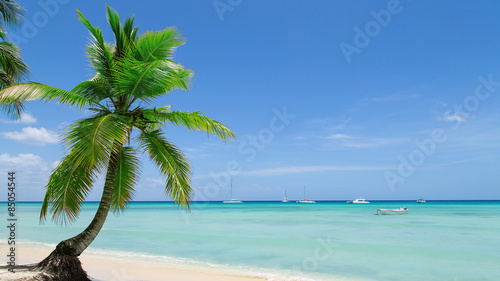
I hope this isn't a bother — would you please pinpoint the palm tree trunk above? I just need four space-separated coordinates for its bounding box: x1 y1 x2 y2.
56 150 120 256
35 146 122 280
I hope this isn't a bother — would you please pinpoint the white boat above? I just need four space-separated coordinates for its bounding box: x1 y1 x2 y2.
416 198 426 203
296 199 316 203
377 207 408 215
281 190 289 203
296 186 316 203
222 180 243 203
347 198 370 204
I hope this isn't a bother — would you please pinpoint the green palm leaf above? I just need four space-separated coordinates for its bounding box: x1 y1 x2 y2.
138 129 192 209
71 78 112 106
0 83 95 117
145 110 236 141
0 41 28 87
40 153 98 223
113 57 192 103
112 146 140 213
64 113 131 171
133 28 185 62
0 0 24 26
77 9 114 82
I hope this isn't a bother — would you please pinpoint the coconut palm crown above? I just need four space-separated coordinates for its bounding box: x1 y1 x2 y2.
0 5 235 259
0 0 29 89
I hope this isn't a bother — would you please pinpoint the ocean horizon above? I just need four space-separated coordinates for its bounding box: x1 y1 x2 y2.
6 201 500 280
7 199 500 203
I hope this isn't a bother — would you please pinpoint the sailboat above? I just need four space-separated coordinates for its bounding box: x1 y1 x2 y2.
222 179 243 203
296 186 316 203
281 189 289 203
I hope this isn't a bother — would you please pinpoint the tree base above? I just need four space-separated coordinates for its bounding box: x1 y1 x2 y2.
0 250 91 281
34 250 90 281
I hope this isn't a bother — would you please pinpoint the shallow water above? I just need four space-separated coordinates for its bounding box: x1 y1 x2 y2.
10 201 500 280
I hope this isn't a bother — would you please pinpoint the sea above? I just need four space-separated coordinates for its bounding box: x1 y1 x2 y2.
6 201 500 281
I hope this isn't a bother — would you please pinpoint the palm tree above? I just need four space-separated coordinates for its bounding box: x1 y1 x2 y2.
0 6 235 280
0 0 29 90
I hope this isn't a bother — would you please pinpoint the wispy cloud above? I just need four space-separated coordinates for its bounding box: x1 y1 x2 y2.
364 94 420 103
431 156 495 168
237 165 396 177
2 113 37 124
309 117 352 131
438 111 468 123
2 127 59 146
326 134 352 140
324 134 407 149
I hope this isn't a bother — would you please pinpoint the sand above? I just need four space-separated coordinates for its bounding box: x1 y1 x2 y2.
0 244 268 281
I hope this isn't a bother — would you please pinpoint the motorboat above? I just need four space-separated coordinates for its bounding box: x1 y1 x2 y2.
347 198 370 204
416 198 426 203
377 207 408 215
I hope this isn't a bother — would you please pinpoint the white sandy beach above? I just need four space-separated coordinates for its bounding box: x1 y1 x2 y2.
0 243 271 281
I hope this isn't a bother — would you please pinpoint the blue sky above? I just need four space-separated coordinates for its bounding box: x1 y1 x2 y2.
1 0 500 201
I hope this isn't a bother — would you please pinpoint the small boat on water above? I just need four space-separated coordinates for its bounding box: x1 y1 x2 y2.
296 186 316 203
347 198 370 204
416 198 426 203
296 199 316 203
377 207 408 215
223 180 243 203
281 190 289 203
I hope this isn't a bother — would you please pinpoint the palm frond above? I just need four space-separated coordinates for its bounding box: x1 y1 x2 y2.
138 129 192 209
123 15 138 46
71 78 112 106
64 113 132 172
0 41 29 86
77 9 114 81
106 5 126 58
114 59 193 103
0 83 94 118
133 27 185 62
145 110 236 142
111 146 140 213
0 0 24 26
40 153 98 224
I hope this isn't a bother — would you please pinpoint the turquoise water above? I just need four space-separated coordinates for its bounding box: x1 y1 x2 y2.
9 201 500 280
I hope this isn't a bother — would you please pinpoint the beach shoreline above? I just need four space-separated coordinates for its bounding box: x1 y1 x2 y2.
0 241 314 281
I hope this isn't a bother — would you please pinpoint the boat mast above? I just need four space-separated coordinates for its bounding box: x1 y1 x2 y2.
230 179 233 199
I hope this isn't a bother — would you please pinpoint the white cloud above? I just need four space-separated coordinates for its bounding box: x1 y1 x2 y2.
145 178 164 185
365 94 420 103
0 154 53 198
439 111 467 123
0 153 48 169
324 134 406 149
2 127 60 146
2 113 37 124
326 134 353 140
235 165 396 177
